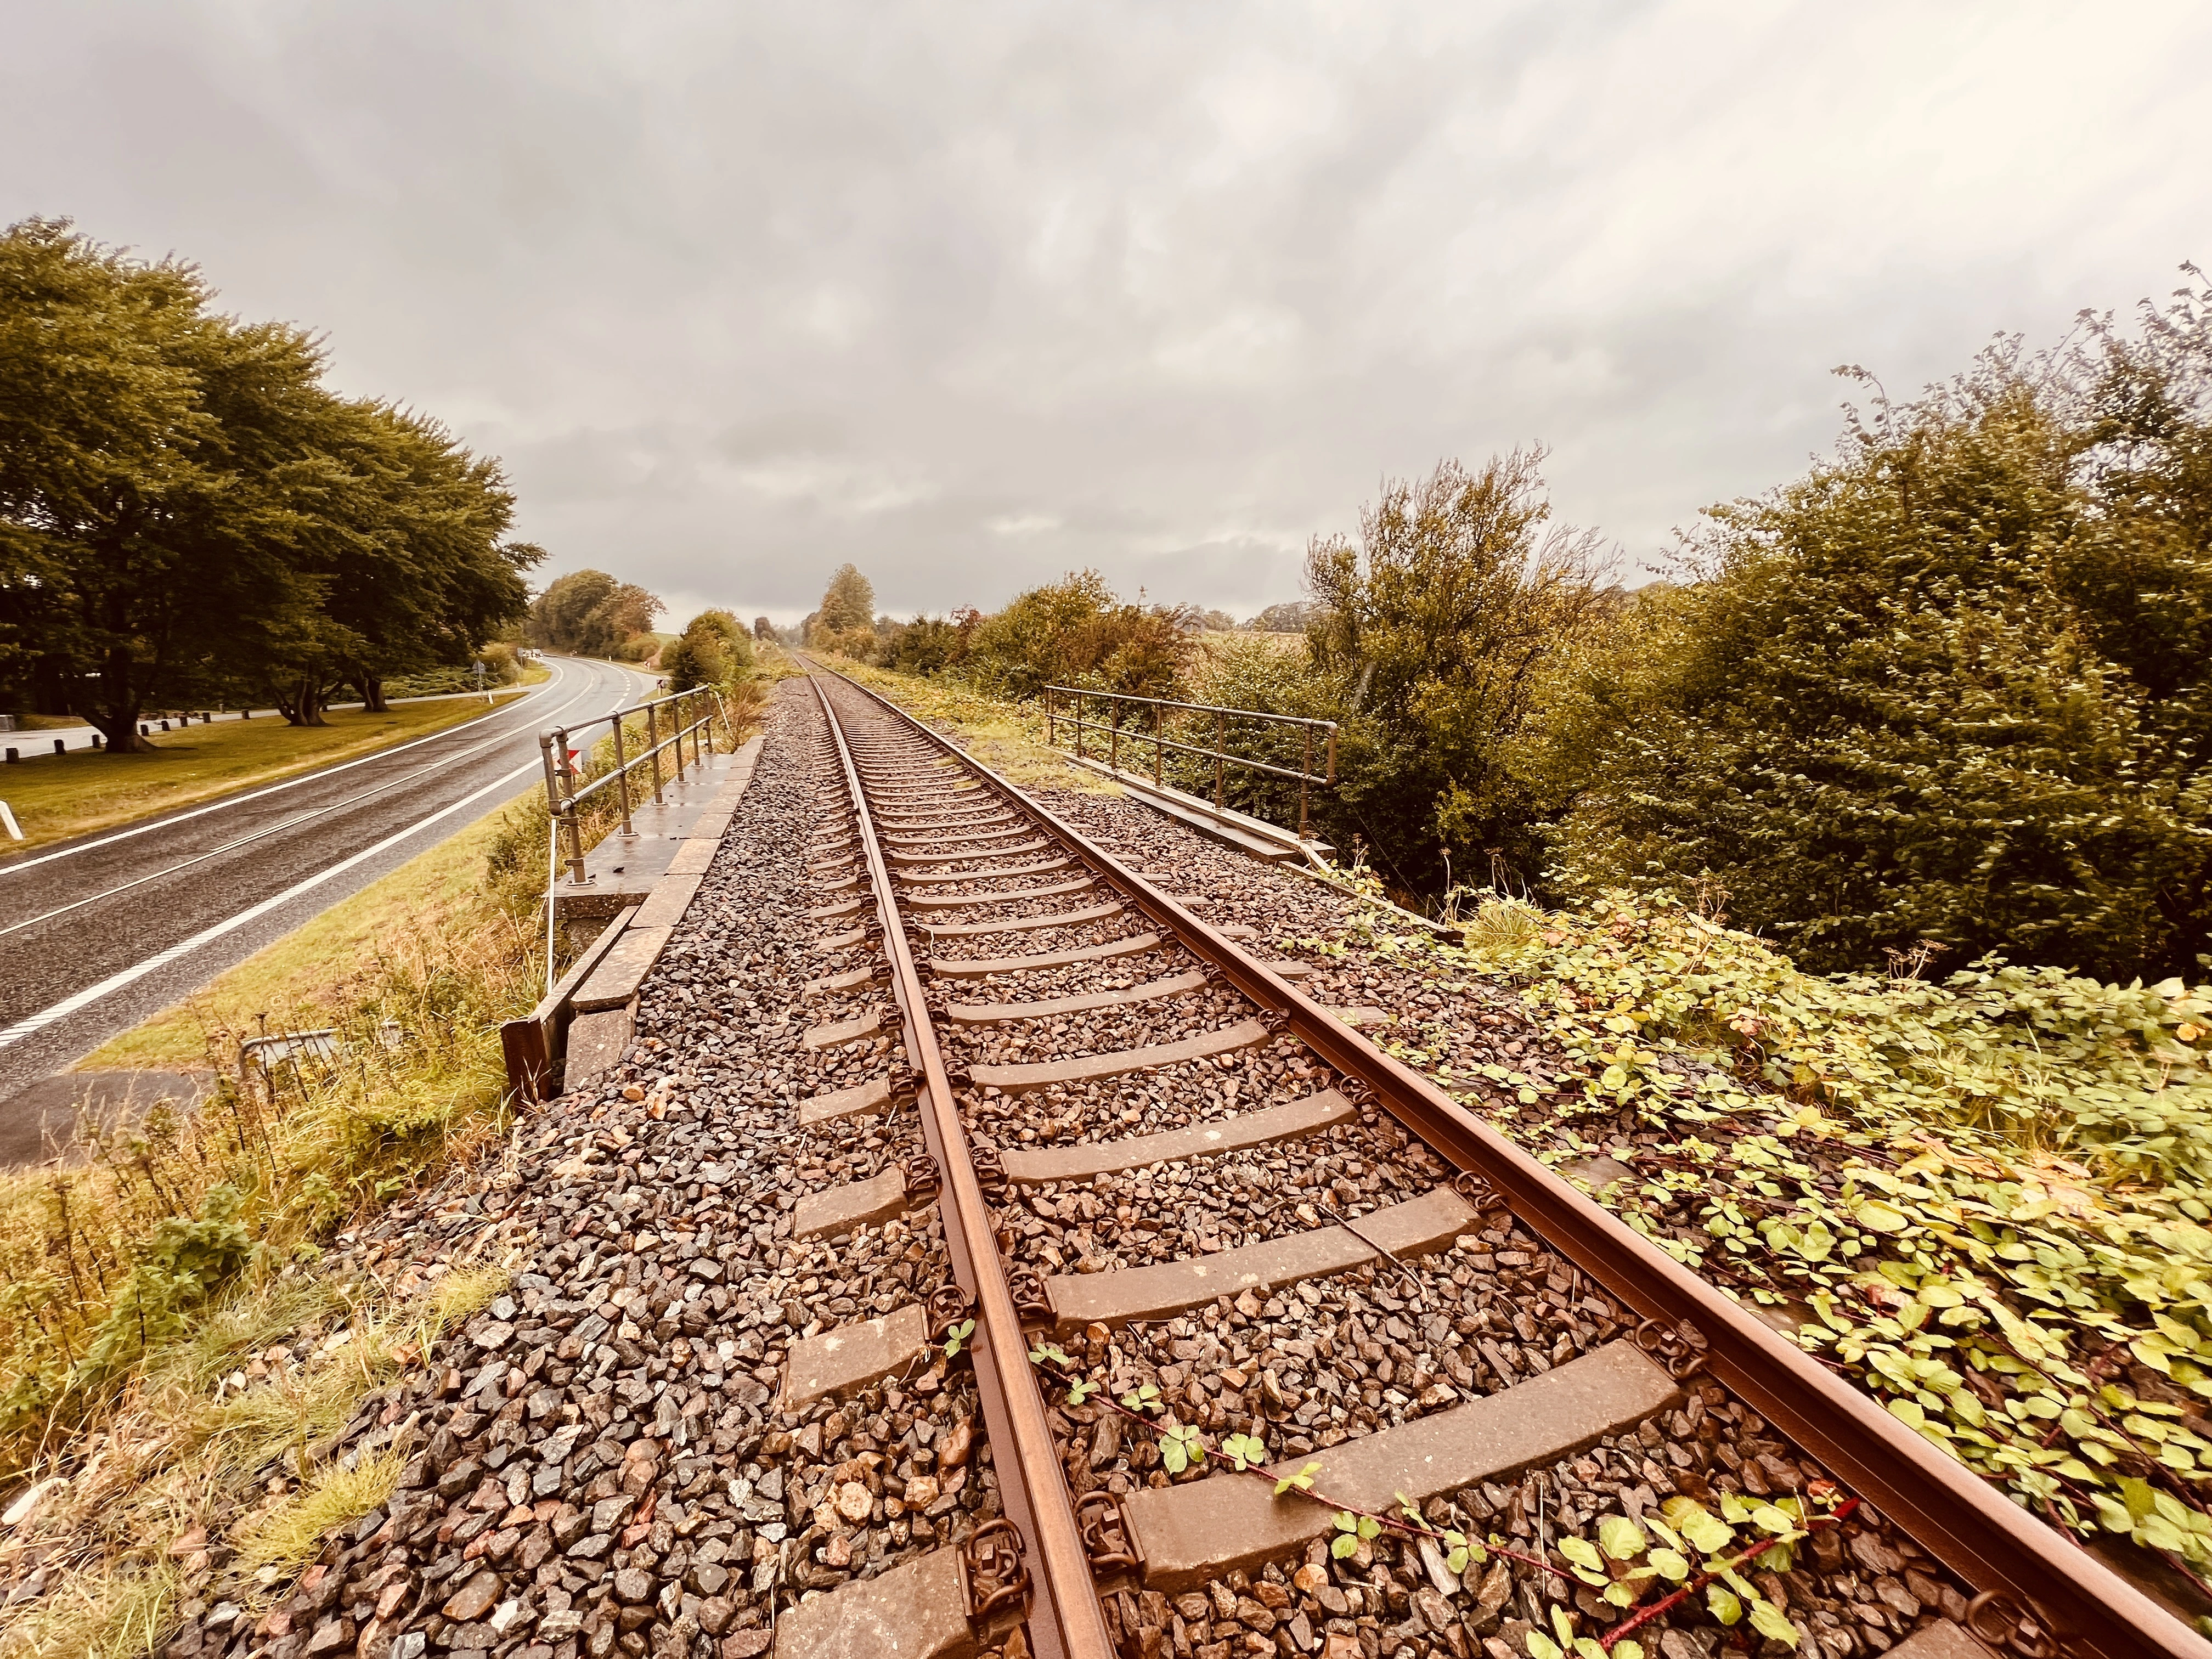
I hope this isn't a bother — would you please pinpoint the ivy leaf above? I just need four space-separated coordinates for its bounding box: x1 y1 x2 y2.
1523 1635 1563 1659
1028 1342 1073 1368
1159 1421 1204 1475
941 1319 975 1359
1649 1546 1690 1582
1122 1383 1163 1415
1066 1377 1097 1404
1707 1584 1743 1624
1330 1533 1361 1560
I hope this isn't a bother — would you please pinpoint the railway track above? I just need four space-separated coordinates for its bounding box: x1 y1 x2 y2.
144 667 2204 1659
788 664 2199 1659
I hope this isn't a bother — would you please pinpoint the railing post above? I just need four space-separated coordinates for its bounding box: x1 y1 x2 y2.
1074 693 1084 761
1301 724 1313 840
1326 724 1337 786
673 697 688 783
1153 703 1163 786
647 702 664 804
1045 689 1054 748
1110 707 1119 774
612 716 635 837
1215 710 1226 808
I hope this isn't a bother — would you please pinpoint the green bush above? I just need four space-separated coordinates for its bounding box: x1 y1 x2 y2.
961 569 1193 701
1547 279 2212 981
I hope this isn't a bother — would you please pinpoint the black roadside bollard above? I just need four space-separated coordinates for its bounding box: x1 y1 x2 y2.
3 748 15 764
53 740 64 754
92 735 103 749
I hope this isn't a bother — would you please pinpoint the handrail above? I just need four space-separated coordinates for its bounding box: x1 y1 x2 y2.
538 686 726 885
1042 684 1337 839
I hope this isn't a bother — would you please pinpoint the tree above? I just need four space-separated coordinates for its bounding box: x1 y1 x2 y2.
1247 600 1314 633
961 570 1194 701
525 571 661 657
752 616 774 642
815 563 875 633
0 219 335 749
1304 451 1612 892
663 608 752 692
1549 277 2212 980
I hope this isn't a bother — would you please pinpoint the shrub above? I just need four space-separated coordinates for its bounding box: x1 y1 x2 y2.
961 570 1194 701
1548 277 2212 980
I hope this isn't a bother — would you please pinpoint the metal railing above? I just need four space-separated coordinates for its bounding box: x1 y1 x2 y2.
1042 685 1336 839
539 686 725 884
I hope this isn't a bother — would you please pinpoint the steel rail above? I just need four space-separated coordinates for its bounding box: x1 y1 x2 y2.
809 659 2207 1659
809 676 1117 1659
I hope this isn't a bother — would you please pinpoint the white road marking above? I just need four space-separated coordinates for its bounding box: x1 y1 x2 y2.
0 657 646 878
0 755 549 1052
0 661 623 939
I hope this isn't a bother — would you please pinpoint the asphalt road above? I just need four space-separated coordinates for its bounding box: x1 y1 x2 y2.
0 654 654 1160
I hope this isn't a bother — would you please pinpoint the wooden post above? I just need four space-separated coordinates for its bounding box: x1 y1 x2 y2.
501 1017 550 1103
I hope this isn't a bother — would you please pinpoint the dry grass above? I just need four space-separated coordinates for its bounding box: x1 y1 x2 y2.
232 1449 402 1575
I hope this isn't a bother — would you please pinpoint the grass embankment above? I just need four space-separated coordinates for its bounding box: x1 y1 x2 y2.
78 809 533 1074
0 685 539 853
0 670 771 1657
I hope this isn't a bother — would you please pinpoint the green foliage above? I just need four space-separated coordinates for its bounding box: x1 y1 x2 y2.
1548 276 2212 980
940 1318 975 1360
815 562 876 633
960 569 1194 701
525 571 663 658
0 218 537 739
1358 882 2212 1565
1304 450 1616 894
663 608 753 693
879 613 974 676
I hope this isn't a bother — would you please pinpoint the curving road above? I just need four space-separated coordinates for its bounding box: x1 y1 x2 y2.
0 655 654 1156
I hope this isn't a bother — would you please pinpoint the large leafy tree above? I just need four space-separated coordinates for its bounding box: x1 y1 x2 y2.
524 570 661 657
0 219 330 749
1 218 538 740
1550 277 2212 980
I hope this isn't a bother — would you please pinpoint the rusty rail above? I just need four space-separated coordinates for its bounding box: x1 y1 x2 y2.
815 659 2204 1659
810 676 1118 1659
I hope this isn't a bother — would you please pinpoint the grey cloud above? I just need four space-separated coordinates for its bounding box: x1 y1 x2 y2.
4 1 2206 624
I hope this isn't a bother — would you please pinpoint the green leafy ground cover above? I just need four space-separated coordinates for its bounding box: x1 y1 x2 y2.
1285 880 2212 1584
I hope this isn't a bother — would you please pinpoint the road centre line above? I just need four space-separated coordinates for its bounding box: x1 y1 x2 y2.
0 663 617 940
0 656 620 878
0 754 549 1053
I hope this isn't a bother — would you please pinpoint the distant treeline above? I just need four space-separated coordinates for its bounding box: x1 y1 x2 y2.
0 220 539 750
813 274 2212 985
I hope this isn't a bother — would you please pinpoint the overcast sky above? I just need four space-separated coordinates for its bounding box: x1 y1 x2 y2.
4 3 2205 627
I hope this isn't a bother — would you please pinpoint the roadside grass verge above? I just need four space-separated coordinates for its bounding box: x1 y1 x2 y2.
0 665 774 1656
817 654 1119 794
0 689 538 853
78 807 524 1074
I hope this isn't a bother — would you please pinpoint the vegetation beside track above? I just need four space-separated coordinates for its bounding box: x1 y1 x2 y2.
0 673 772 1655
834 658 2212 1601
0 685 539 853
